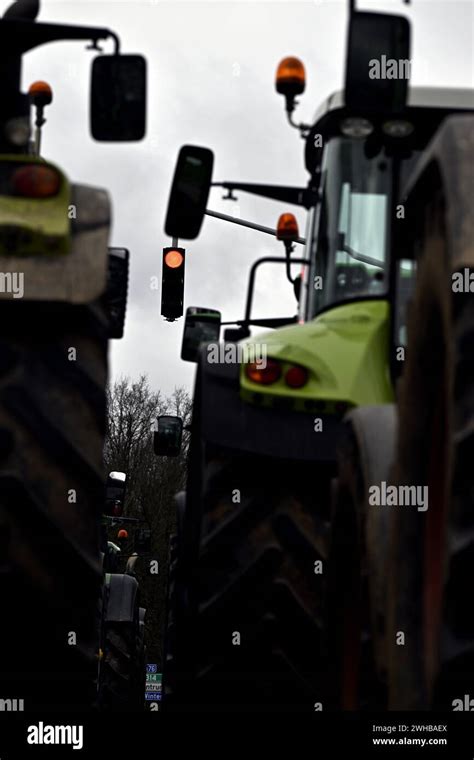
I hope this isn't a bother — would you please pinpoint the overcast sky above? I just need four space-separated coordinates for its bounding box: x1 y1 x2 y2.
5 0 473 395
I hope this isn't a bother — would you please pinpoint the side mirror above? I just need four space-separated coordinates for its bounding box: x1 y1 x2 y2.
106 248 129 339
344 12 410 112
154 416 183 457
105 471 127 515
181 306 221 363
91 55 146 141
224 326 250 343
165 145 214 239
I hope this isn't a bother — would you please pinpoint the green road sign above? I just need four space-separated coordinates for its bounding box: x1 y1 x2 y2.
146 673 162 684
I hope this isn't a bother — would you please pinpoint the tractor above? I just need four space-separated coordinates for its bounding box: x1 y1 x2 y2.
159 2 474 711
0 0 146 710
97 471 147 711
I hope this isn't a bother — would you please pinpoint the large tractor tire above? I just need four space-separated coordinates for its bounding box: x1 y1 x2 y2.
326 406 396 710
0 301 107 711
165 419 332 712
387 115 474 709
0 185 110 711
100 615 144 711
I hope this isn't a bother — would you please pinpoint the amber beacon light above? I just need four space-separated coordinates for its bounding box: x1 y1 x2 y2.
275 57 306 114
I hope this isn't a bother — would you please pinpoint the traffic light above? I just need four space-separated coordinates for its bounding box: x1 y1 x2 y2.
161 246 185 320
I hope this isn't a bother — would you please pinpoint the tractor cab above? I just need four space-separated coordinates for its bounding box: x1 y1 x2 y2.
299 87 474 371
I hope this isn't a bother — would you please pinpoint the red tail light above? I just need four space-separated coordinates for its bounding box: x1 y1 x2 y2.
285 365 308 388
11 164 61 198
246 359 281 385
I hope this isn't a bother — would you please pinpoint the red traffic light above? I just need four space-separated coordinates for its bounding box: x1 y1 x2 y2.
162 246 186 321
164 249 184 268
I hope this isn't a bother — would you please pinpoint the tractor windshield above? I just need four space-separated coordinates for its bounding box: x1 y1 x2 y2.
306 137 392 317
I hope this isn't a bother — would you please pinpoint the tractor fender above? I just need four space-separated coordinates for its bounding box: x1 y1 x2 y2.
0 183 111 304
104 572 139 624
400 114 474 273
195 346 344 462
344 404 398 677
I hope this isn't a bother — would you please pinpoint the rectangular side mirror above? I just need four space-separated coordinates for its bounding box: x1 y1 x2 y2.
181 306 221 362
344 12 410 112
165 145 214 239
154 416 183 457
91 55 146 141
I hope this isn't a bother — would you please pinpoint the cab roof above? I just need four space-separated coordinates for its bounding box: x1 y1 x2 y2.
305 87 474 175
312 87 474 125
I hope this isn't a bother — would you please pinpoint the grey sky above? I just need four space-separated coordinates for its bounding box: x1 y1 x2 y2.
6 0 473 394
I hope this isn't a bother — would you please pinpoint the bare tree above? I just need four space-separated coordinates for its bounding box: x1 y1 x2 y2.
104 375 192 667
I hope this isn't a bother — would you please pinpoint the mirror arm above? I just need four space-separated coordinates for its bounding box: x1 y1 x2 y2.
211 182 317 209
204 209 306 245
0 19 121 57
220 316 297 328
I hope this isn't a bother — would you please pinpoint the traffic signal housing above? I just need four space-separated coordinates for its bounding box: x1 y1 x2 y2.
161 246 185 320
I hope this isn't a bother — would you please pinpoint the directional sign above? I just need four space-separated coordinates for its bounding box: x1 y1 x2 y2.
145 692 162 701
146 673 162 684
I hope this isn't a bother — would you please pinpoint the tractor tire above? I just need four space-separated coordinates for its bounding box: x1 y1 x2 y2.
166 429 332 713
326 406 396 710
0 299 107 711
100 618 143 711
387 116 474 709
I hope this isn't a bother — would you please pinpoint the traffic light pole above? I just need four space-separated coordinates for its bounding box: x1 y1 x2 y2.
204 209 306 245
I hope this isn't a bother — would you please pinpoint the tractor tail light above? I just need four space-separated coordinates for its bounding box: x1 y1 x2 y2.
10 164 61 198
246 358 281 385
285 365 308 388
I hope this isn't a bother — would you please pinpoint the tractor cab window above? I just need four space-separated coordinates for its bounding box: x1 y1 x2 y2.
307 137 391 318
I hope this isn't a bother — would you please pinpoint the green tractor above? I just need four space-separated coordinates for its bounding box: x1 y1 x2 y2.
0 0 146 710
160 4 474 711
